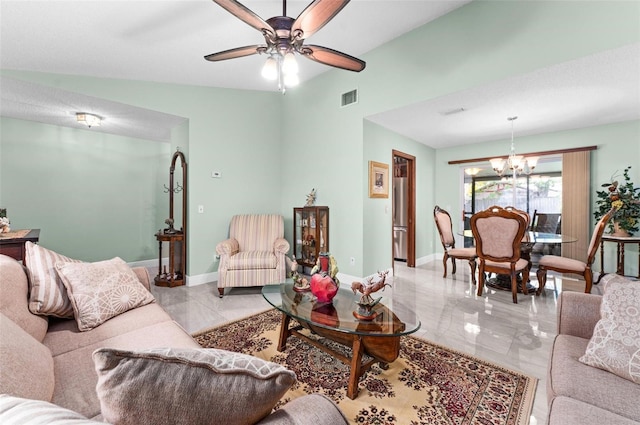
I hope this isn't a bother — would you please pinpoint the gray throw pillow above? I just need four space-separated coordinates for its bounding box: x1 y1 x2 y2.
93 347 296 425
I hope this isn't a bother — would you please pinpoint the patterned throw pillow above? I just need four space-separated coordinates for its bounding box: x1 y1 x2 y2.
579 277 640 383
55 257 154 331
93 347 296 425
25 242 82 318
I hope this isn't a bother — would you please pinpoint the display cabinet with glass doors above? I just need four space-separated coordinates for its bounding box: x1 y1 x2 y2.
293 206 329 269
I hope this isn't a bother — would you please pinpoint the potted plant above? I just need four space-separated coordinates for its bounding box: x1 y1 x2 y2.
594 166 640 236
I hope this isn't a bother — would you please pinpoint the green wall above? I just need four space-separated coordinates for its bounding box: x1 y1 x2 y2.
1 0 639 278
0 77 283 275
362 121 435 272
0 117 169 262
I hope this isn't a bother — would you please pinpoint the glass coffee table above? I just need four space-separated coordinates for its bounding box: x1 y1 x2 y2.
262 280 420 399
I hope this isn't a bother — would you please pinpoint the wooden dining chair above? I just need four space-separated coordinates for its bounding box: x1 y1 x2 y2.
505 206 531 229
433 206 477 285
536 207 616 295
471 206 529 303
530 210 562 258
505 206 533 281
530 210 562 234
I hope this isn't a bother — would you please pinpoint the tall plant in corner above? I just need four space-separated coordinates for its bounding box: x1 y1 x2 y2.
594 166 640 236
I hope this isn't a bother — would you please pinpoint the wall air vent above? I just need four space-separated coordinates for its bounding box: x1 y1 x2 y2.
341 89 358 107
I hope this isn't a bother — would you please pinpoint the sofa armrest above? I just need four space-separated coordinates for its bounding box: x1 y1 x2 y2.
557 292 602 339
256 394 348 425
132 267 151 291
216 239 239 257
273 238 290 255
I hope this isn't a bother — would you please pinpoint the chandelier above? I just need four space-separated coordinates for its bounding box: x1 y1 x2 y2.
489 117 538 177
489 116 538 205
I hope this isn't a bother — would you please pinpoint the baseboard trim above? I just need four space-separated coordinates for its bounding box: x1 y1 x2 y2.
127 258 217 287
186 272 218 287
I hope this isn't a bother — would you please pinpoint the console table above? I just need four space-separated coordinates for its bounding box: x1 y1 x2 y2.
597 234 640 282
0 229 40 264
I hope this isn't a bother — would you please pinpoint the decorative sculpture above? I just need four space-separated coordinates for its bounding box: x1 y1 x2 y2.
309 253 339 303
305 188 316 207
352 270 391 320
290 255 309 291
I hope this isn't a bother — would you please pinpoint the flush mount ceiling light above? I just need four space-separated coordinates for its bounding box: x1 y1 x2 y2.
204 0 366 94
76 112 102 128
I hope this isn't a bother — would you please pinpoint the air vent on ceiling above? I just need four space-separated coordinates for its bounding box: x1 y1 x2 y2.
341 89 358 107
439 107 466 116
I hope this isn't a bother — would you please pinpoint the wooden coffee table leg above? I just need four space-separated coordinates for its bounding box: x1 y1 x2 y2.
347 336 364 400
277 314 291 352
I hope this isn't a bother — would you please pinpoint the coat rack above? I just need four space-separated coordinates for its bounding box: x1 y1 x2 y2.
155 148 187 287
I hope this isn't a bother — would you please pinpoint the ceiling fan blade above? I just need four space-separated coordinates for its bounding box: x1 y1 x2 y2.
291 0 350 40
204 45 266 61
299 45 365 72
212 0 275 37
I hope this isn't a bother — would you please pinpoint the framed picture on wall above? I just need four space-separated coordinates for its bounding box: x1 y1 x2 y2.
369 161 389 198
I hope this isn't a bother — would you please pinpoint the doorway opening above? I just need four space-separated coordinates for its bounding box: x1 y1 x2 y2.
392 150 416 267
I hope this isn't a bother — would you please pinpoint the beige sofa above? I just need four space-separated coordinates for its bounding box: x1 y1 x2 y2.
547 277 640 425
0 254 347 424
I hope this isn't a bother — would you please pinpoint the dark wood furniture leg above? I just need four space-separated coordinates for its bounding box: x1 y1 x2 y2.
347 337 364 400
596 239 606 284
617 242 624 275
277 313 291 352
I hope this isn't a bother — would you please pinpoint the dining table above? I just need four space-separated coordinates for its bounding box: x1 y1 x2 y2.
461 230 578 293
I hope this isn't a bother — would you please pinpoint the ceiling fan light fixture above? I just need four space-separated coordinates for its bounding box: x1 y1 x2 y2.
76 112 102 128
261 56 278 80
282 51 298 75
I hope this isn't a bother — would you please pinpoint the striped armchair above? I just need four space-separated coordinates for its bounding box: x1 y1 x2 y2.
215 214 290 298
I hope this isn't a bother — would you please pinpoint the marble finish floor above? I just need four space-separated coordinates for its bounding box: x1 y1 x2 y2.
150 261 603 425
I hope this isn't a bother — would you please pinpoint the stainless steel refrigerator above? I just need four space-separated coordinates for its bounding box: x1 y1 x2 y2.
393 177 408 261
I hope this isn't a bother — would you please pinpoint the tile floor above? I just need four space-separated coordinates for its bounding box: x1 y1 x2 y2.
149 261 604 425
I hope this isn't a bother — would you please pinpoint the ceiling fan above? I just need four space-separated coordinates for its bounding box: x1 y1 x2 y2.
204 0 366 91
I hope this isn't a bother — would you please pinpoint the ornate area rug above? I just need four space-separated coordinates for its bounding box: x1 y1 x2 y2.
194 309 536 425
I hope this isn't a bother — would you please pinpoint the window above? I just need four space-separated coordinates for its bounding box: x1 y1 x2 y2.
462 159 562 246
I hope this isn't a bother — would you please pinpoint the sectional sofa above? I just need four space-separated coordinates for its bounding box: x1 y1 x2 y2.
0 253 347 424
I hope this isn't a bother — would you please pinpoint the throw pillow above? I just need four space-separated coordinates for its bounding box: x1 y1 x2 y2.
55 257 154 331
93 347 296 425
0 394 107 424
579 277 640 383
0 313 55 402
25 242 82 318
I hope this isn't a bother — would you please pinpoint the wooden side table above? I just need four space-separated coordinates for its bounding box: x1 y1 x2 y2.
0 229 40 264
597 235 640 283
154 230 185 287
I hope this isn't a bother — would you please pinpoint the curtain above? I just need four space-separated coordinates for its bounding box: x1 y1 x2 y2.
562 151 591 262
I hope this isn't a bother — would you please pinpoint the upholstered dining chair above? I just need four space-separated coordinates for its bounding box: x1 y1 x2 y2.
433 206 477 285
471 206 529 303
536 207 616 295
505 206 531 229
215 214 289 298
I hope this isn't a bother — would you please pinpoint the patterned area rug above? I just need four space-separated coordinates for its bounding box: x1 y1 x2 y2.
194 309 536 425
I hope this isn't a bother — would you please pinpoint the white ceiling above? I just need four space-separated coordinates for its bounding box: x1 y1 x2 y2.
1 0 638 146
368 43 640 148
